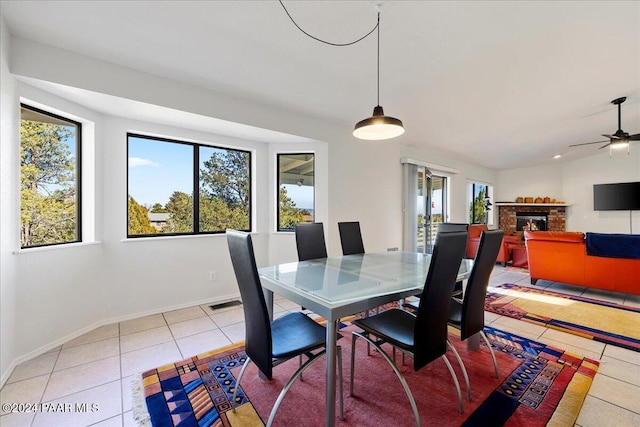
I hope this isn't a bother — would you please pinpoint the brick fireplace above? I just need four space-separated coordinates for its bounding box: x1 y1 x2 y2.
497 204 567 232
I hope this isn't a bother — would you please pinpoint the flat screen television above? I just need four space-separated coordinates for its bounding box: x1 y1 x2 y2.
593 182 640 211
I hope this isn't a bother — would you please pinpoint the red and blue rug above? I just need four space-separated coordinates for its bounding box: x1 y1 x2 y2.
485 283 640 352
136 325 597 426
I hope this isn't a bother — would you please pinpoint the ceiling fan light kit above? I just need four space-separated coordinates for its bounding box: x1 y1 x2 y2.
569 96 640 156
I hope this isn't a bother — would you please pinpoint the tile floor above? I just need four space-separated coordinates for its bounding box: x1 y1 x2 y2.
1 265 639 427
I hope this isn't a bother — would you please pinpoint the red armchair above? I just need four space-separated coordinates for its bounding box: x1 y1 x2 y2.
497 235 522 265
466 224 488 258
467 224 520 265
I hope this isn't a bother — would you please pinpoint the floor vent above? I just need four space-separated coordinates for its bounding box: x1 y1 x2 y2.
209 300 242 310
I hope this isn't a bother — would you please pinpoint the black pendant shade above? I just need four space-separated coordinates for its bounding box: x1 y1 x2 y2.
353 105 405 140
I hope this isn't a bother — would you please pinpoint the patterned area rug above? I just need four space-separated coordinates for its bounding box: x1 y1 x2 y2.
485 283 640 352
136 325 597 426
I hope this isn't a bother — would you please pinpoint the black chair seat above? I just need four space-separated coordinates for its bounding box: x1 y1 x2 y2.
447 299 463 327
352 309 415 352
272 312 328 359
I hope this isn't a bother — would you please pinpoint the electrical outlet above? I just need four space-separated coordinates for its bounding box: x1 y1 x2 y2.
209 271 217 281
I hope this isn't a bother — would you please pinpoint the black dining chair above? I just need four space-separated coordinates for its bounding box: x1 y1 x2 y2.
350 231 468 424
295 222 327 261
447 229 504 381
226 230 343 426
404 229 504 401
338 221 365 255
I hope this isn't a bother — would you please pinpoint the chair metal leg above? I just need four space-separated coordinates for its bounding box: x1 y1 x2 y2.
350 333 357 397
337 346 344 420
351 332 421 427
447 340 471 401
440 354 464 414
231 356 252 412
480 330 499 378
299 354 303 381
267 348 343 427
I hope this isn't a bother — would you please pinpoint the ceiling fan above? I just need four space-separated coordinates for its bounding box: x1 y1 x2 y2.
570 97 640 153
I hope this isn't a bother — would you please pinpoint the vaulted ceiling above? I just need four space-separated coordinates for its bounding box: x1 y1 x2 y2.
2 1 639 170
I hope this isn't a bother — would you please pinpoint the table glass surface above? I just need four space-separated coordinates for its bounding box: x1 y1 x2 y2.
258 251 472 305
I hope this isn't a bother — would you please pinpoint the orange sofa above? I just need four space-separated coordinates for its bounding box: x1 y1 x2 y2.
524 231 640 295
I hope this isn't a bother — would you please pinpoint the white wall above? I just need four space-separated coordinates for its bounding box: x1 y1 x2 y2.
0 15 19 386
496 152 640 233
495 163 564 203
100 116 272 319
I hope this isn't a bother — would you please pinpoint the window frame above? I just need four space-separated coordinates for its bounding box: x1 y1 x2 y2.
126 132 252 238
468 181 493 225
276 152 315 232
20 103 83 249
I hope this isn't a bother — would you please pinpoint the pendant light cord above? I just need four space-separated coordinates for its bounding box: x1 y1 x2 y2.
278 0 379 47
377 11 380 105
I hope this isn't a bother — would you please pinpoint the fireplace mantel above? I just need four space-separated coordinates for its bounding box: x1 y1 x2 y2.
495 203 570 207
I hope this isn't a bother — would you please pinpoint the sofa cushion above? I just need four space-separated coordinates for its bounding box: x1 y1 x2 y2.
586 232 640 259
524 231 585 243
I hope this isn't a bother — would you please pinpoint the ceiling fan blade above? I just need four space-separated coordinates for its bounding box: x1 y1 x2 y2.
598 143 611 149
569 140 609 147
601 134 616 139
628 134 640 141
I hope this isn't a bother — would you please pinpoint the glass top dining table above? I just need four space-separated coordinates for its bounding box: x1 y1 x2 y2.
258 251 473 427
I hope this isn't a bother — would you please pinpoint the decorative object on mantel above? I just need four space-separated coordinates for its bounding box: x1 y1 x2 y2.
506 197 566 205
277 1 404 141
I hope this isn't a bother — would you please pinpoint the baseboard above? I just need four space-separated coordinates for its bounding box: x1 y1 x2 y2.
0 292 241 389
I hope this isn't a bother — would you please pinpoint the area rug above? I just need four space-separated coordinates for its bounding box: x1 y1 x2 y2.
485 283 640 352
136 325 598 426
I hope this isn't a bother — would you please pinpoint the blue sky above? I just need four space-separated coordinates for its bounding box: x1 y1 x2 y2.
282 184 314 211
128 136 193 207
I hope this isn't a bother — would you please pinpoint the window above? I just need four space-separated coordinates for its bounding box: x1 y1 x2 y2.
468 182 493 225
127 134 251 237
277 153 315 231
20 104 81 248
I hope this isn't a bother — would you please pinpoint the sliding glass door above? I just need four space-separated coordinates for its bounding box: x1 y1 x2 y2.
403 161 448 254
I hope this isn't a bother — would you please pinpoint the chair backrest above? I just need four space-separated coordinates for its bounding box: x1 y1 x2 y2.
295 223 328 261
436 223 469 233
338 221 365 255
226 230 273 379
413 231 468 371
460 229 504 340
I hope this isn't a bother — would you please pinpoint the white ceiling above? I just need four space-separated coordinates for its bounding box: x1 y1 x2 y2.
2 0 639 170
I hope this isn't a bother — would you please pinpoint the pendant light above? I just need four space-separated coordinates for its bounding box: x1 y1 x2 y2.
353 11 404 140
